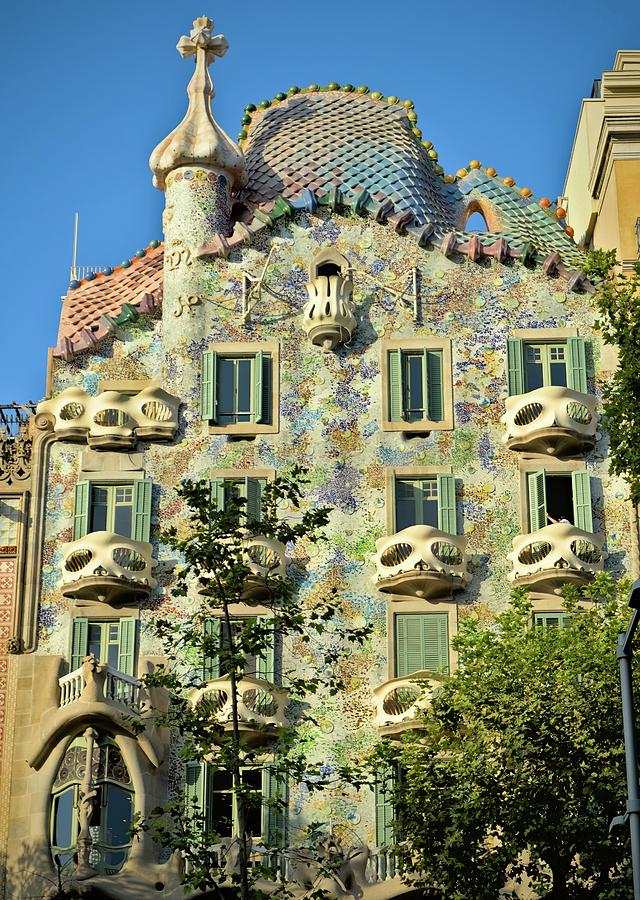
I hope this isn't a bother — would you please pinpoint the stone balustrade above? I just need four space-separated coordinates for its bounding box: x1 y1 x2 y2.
37 383 180 449
501 386 597 455
508 523 605 591
302 273 357 351
373 670 446 736
371 525 470 599
189 675 289 746
59 661 142 710
60 531 157 603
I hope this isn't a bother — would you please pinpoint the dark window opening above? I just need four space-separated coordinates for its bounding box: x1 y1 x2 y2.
545 474 573 524
316 262 342 279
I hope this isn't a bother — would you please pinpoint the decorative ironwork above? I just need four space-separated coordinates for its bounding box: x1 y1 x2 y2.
0 404 35 486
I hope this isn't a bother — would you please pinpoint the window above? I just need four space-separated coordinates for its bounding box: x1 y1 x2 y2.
393 473 456 534
51 734 133 876
0 497 20 557
73 480 152 542
210 476 266 523
526 469 593 533
383 340 452 431
394 613 449 677
534 612 572 629
201 348 275 429
507 336 587 395
185 763 287 847
203 616 275 683
70 617 136 675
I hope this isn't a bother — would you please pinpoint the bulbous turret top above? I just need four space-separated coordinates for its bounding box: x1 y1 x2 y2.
149 16 246 192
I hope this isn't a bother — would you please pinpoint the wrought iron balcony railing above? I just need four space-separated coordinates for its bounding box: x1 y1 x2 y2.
37 384 180 449
501 386 597 455
508 523 605 591
373 671 446 736
60 531 157 603
371 525 470 599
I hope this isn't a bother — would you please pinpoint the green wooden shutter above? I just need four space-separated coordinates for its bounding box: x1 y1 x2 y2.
375 770 395 847
201 351 217 421
426 350 443 422
209 478 225 511
388 350 403 421
263 765 287 848
261 355 272 425
534 613 572 629
203 618 221 681
507 338 525 396
255 617 275 683
527 469 547 532
132 480 152 542
70 617 88 671
252 351 264 424
117 618 136 676
567 337 587 393
395 614 449 677
73 481 91 540
572 469 593 532
185 761 207 824
436 474 456 534
245 478 263 523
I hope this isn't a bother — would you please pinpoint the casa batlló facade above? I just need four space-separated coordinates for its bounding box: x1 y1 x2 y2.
0 17 635 900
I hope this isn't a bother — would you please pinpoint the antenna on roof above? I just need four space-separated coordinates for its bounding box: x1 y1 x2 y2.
70 212 79 282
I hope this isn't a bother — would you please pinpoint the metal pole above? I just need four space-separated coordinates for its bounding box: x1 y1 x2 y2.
617 610 640 900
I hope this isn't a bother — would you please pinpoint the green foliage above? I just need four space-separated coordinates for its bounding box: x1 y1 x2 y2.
587 249 640 504
137 466 372 898
382 576 634 898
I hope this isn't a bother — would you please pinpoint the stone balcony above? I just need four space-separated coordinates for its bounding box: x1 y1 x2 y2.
373 671 446 737
59 657 143 713
371 525 470 599
36 383 180 449
189 675 289 747
508 523 605 593
60 531 157 604
302 272 357 351
501 386 597 455
240 536 288 601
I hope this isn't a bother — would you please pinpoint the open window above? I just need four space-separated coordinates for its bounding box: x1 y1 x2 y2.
73 480 152 542
393 473 456 534
202 616 276 683
209 475 266 523
526 469 593 532
70 617 136 675
507 337 587 395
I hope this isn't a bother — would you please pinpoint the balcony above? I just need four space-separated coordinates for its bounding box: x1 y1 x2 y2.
36 383 180 449
508 523 605 592
240 536 287 601
302 272 357 351
373 671 446 737
371 525 470 599
189 675 289 747
60 531 157 604
59 658 143 713
501 386 597 455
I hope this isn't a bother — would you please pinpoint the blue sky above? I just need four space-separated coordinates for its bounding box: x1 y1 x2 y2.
2 0 639 404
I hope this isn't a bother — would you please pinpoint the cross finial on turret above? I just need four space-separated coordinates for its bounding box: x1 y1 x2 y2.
176 16 229 64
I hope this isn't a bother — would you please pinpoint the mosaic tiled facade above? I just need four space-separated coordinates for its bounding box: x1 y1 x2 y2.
0 17 636 900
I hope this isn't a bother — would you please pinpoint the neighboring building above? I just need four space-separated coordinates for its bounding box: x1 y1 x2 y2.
563 50 640 265
0 16 635 900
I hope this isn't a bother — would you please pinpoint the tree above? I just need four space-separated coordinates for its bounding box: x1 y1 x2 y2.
584 250 640 505
136 466 372 899
379 576 635 899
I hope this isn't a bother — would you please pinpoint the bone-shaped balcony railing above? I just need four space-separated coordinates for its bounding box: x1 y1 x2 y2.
240 536 288 599
371 525 470 598
59 662 142 710
37 383 180 448
373 671 446 734
302 274 357 351
189 676 289 741
60 531 157 603
508 523 605 587
501 386 597 454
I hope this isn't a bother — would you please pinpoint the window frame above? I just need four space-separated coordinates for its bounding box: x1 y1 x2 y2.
386 597 458 678
381 338 453 432
534 612 572 629
518 458 593 535
507 327 587 397
202 341 280 435
69 615 137 675
385 466 454 534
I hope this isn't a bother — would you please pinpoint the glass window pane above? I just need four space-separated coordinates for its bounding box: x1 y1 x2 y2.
210 793 233 836
211 768 233 792
53 788 75 849
549 347 567 387
405 354 424 421
104 786 133 847
217 358 236 423
524 345 544 391
106 642 119 670
236 359 252 422
0 498 20 555
90 488 108 532
87 623 102 660
113 504 132 538
420 480 439 528
395 480 417 530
